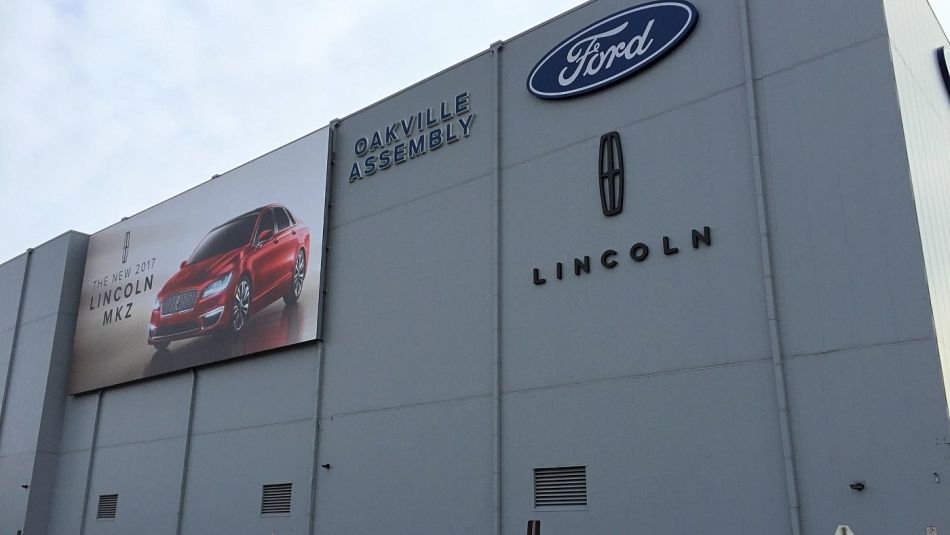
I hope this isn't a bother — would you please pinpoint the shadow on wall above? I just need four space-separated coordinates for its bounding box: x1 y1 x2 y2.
143 299 306 377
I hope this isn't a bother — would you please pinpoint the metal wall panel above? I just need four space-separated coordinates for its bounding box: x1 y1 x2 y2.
0 453 33 535
84 438 186 535
43 395 99 535
757 5 950 531
94 373 192 448
503 361 789 534
56 395 99 455
314 396 494 535
313 51 497 535
190 344 316 435
0 316 58 456
75 375 191 533
45 450 92 535
0 233 88 535
179 421 313 534
323 53 496 416
0 255 27 333
759 37 934 357
0 331 14 429
322 175 495 415
785 340 949 533
747 0 887 78
16 238 72 327
885 0 950 411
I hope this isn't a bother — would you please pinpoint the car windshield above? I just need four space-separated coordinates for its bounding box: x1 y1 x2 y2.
187 213 258 264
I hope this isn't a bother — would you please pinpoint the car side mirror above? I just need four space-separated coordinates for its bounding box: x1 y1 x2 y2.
258 229 274 243
180 260 187 269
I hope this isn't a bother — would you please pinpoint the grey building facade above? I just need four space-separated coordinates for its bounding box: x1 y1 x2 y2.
1 0 949 533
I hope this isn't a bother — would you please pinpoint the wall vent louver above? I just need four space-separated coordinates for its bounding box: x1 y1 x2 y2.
534 466 588 508
261 483 292 515
96 494 118 519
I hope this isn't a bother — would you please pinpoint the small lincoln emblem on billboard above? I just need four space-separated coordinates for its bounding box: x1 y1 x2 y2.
598 131 624 217
121 231 131 264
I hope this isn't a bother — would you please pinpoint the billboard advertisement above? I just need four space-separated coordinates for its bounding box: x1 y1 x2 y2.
68 128 331 394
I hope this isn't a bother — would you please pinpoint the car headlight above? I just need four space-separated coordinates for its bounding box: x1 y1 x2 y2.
201 273 232 298
154 297 161 310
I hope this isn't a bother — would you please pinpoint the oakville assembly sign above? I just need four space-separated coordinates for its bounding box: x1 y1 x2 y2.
348 92 475 182
68 129 330 394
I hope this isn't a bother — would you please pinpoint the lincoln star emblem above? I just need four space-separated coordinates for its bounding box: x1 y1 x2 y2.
122 231 130 264
598 131 624 217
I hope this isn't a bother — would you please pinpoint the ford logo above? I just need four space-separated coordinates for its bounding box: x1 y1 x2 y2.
527 1 699 99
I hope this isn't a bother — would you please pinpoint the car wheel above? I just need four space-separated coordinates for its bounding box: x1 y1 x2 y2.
284 249 306 304
231 276 251 332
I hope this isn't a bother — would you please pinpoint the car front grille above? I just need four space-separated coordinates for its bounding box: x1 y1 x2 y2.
160 290 198 316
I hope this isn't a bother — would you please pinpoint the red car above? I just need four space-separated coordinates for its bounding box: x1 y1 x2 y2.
148 204 310 349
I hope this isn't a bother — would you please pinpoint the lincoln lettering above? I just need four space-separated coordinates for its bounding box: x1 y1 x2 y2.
88 275 153 325
532 226 712 285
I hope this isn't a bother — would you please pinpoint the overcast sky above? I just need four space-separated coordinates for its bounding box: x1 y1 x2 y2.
0 0 948 265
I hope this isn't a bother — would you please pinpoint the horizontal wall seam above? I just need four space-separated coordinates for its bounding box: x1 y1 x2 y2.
91 434 187 451
503 358 774 397
53 342 922 448
52 446 93 455
0 452 53 460
753 34 888 82
330 171 493 230
501 81 745 171
7 310 79 332
322 392 493 420
322 359 781 419
785 337 935 361
0 448 68 457
189 415 314 438
52 420 323 456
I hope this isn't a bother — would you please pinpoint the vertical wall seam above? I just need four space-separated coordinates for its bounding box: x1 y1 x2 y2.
175 369 198 535
78 390 103 535
308 342 326 535
309 121 337 535
0 252 30 535
737 1 803 534
315 123 337 343
491 39 505 535
0 249 33 533
0 249 33 448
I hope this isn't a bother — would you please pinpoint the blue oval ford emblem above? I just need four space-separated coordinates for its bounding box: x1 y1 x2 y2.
527 1 698 99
